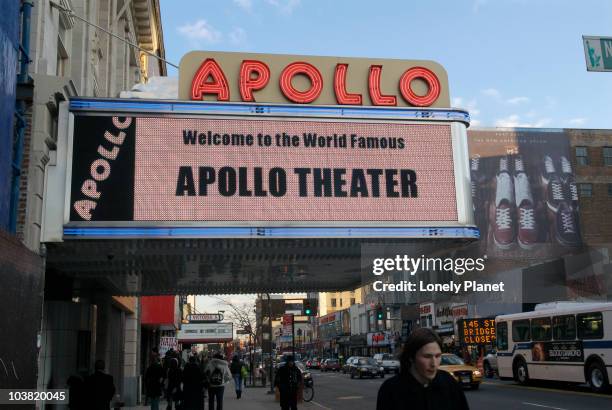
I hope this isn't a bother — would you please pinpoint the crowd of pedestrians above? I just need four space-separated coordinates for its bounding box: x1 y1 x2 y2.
143 348 246 410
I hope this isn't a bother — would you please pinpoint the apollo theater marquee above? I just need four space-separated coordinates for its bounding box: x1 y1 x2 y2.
41 50 476 293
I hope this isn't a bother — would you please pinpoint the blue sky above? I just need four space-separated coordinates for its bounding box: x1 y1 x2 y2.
160 0 612 129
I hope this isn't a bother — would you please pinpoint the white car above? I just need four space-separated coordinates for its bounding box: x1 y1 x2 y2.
483 350 498 377
373 353 400 374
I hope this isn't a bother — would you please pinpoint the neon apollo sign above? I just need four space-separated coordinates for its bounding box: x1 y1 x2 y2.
190 59 441 107
179 51 451 108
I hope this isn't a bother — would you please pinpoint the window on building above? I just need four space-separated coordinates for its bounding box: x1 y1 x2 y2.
56 19 69 76
579 183 593 197
350 298 355 305
331 298 337 308
339 299 343 307
604 147 612 166
575 146 588 166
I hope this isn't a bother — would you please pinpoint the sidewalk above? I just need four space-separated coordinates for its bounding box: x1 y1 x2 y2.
124 387 278 410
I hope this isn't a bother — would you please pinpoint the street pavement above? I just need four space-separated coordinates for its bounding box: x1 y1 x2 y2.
126 370 612 410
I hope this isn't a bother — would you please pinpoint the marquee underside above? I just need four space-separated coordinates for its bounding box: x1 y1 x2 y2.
45 236 476 295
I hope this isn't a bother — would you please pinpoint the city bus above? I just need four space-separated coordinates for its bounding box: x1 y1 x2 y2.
495 302 612 392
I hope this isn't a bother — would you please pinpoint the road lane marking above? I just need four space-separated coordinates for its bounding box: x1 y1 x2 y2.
482 381 612 399
309 400 332 409
337 396 364 400
522 402 568 410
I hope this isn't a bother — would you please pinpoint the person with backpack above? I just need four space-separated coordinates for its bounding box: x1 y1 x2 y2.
205 353 232 410
230 355 243 398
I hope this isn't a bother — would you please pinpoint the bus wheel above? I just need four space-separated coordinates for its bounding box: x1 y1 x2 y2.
514 359 530 385
587 362 609 393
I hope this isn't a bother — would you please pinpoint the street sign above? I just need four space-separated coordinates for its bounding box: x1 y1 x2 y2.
187 313 222 322
457 318 496 346
583 36 612 71
282 314 294 343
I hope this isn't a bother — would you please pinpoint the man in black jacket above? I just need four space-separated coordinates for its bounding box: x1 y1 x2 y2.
274 356 302 410
85 360 116 410
377 328 469 410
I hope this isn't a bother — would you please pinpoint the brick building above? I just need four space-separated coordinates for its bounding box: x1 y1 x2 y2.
567 129 612 245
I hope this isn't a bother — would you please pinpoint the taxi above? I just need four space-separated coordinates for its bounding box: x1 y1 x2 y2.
439 354 482 389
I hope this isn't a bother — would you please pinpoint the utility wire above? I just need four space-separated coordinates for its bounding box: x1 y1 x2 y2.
50 2 179 68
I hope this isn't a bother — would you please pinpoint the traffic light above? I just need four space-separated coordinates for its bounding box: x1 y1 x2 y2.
303 299 317 316
376 305 385 320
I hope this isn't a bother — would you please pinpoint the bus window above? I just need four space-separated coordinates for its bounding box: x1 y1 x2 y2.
531 317 552 341
512 319 530 342
577 312 603 339
497 322 508 350
552 315 576 340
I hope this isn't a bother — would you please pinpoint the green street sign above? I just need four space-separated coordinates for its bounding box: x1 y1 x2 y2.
583 36 612 71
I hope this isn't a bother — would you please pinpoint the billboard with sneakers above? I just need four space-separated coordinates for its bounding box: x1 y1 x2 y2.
467 129 582 259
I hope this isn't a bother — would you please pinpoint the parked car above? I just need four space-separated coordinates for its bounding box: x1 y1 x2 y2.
350 357 385 379
439 354 482 389
483 350 498 377
321 358 341 372
343 356 358 374
306 357 321 369
373 353 400 374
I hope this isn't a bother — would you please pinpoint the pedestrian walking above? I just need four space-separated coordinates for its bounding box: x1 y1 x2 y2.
230 355 243 398
145 357 165 410
205 353 232 410
274 355 302 410
66 374 86 410
84 360 116 410
165 358 182 410
241 363 248 388
376 328 469 410
182 355 205 410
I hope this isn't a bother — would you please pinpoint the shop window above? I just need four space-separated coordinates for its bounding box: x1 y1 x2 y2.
331 298 337 308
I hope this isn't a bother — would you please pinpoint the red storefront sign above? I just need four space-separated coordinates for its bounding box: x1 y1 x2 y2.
141 296 176 327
